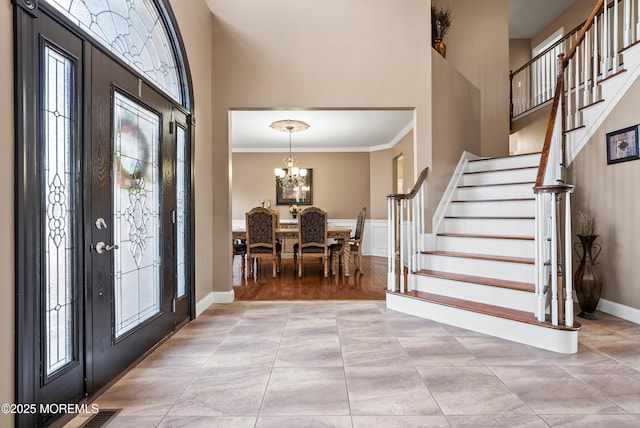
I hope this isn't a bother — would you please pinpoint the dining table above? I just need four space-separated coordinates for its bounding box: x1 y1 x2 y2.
232 227 353 276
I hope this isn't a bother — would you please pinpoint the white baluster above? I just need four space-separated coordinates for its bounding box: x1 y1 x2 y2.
564 192 574 327
535 193 546 322
603 0 610 75
387 198 395 292
574 42 582 128
567 53 573 130
550 195 559 326
584 27 592 106
614 0 620 72
624 0 631 46
399 199 405 294
408 196 416 292
593 14 601 100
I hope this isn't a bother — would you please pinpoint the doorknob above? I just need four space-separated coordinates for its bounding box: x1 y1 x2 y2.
95 241 119 254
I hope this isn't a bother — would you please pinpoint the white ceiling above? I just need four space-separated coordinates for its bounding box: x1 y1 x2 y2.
509 0 576 39
231 109 414 153
228 2 576 152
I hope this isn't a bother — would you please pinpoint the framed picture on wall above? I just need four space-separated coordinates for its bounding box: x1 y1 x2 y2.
276 168 313 205
606 126 639 164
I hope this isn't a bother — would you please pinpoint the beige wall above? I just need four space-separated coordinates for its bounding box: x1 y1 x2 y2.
170 0 217 300
532 1 596 48
368 130 415 219
569 77 640 310
438 0 510 157
0 1 14 425
211 0 432 292
232 152 370 219
510 105 551 154
509 38 531 72
431 50 481 222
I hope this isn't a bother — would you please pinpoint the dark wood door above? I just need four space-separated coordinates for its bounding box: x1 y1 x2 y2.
87 46 176 394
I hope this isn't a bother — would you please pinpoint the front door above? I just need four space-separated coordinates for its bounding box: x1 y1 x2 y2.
15 7 193 425
87 46 182 394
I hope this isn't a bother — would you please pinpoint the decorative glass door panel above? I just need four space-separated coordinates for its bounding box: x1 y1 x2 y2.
112 91 161 339
43 44 77 378
176 125 187 298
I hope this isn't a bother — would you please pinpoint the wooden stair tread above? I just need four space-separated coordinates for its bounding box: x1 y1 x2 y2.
451 198 535 203
389 290 580 331
464 166 537 175
416 269 534 292
437 232 534 241
423 251 535 264
458 181 535 189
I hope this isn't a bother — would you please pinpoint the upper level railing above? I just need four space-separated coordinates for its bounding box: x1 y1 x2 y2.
386 167 428 294
510 0 638 122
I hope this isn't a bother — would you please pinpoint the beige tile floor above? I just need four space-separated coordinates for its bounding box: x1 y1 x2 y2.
65 301 640 428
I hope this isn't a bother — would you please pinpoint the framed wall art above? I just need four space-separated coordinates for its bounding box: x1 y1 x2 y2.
606 126 639 164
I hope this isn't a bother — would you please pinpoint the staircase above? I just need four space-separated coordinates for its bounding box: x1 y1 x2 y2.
386 0 640 354
386 153 580 354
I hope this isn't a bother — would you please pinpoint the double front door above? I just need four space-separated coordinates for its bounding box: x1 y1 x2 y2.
26 12 191 425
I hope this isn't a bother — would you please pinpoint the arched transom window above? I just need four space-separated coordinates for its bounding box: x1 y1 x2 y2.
43 0 183 104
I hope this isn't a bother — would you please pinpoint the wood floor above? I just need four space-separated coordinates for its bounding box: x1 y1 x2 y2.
233 255 387 300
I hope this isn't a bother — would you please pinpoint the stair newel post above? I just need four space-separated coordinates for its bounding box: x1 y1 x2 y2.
387 196 396 292
535 193 546 322
564 191 574 327
550 192 559 325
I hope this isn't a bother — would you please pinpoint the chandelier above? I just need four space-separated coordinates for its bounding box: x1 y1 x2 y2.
271 119 310 189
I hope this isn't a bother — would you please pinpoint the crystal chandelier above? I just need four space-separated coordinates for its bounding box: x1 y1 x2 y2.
271 119 310 189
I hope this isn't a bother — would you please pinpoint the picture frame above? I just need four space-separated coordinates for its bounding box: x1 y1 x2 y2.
606 126 639 165
275 168 313 205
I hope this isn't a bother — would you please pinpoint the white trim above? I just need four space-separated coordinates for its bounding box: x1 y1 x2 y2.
195 290 235 317
195 292 215 316
432 151 480 235
597 298 640 325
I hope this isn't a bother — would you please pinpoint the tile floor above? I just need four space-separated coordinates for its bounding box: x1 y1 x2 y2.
65 301 640 428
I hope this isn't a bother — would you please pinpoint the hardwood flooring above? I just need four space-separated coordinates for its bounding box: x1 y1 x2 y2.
233 256 387 300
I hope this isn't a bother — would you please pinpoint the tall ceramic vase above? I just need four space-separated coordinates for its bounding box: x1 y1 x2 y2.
574 235 602 320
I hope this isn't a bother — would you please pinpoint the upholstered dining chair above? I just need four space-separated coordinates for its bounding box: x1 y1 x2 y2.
293 207 329 277
232 239 247 274
330 206 366 275
246 207 281 278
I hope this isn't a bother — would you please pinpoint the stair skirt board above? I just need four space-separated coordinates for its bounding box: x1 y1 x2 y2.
413 275 536 312
386 293 578 354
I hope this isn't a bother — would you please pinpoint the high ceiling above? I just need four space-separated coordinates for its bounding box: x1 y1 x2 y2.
509 0 576 39
229 2 576 152
231 109 414 153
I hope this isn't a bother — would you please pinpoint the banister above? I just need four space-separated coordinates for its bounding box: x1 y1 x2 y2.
387 167 429 200
536 0 604 187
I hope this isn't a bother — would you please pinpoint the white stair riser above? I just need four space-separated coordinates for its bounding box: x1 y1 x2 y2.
386 294 578 354
448 200 535 217
466 154 541 172
413 275 536 312
420 254 534 283
441 218 535 236
462 168 537 186
455 183 535 200
436 236 534 259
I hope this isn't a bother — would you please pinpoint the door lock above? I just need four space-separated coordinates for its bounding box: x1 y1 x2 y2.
95 218 107 230
95 241 119 254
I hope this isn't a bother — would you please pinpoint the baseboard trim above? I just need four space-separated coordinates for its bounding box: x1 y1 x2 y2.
195 289 235 316
597 298 640 325
195 292 215 316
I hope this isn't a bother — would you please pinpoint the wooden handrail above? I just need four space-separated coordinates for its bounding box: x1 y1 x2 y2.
535 0 604 188
387 167 429 200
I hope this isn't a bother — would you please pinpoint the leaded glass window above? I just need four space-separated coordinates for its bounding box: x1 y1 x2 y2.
176 125 186 298
43 45 76 377
113 91 161 338
43 0 182 104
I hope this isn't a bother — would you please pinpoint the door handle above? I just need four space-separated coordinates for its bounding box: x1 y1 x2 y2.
95 241 119 254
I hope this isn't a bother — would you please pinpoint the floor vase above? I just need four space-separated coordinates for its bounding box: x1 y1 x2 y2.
574 234 602 320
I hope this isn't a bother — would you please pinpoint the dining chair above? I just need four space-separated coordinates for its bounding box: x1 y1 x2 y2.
294 207 329 277
330 206 366 275
246 207 281 278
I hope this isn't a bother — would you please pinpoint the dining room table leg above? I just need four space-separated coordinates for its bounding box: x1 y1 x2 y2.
341 233 351 276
